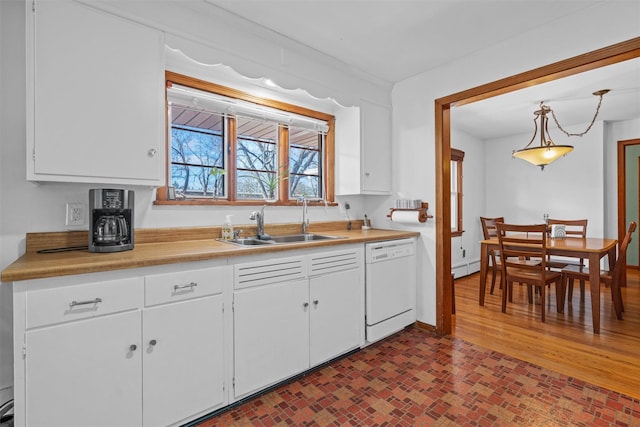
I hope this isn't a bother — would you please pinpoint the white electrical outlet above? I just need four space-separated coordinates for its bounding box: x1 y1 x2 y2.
66 203 85 226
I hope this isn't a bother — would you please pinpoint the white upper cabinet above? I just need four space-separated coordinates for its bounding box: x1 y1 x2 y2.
335 100 392 195
360 100 392 194
26 1 165 185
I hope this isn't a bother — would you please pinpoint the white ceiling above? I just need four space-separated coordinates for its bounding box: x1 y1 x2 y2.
454 58 640 139
206 0 640 139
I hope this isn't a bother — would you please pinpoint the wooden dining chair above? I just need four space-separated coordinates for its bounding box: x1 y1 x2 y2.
546 219 588 266
561 221 636 319
546 219 588 298
496 223 564 322
480 216 504 294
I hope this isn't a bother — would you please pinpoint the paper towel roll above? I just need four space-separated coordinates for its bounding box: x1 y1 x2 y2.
390 210 422 224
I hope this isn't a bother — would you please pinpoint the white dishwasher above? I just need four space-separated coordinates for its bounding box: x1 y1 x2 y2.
365 238 417 344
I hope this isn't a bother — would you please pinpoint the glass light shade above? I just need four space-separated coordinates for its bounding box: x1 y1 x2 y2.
512 145 573 168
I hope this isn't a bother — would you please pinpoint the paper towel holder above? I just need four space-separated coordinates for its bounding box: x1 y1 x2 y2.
387 202 432 223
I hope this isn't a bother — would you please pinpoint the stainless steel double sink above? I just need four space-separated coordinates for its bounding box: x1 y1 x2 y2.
220 233 342 246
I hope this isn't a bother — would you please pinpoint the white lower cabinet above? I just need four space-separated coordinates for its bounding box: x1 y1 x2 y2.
142 295 225 427
232 247 364 399
233 278 310 397
13 247 365 425
25 310 143 427
14 264 229 427
309 268 362 366
142 266 228 426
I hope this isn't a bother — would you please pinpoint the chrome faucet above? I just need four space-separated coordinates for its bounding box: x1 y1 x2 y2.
298 196 309 234
250 206 268 239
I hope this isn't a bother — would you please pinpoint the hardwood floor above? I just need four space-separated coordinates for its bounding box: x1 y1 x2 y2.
452 268 640 399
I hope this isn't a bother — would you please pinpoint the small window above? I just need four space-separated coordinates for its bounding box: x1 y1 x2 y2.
236 116 279 200
161 71 335 205
451 148 465 236
170 108 225 198
289 126 322 199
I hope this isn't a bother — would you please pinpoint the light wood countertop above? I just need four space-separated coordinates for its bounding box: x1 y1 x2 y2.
1 224 419 282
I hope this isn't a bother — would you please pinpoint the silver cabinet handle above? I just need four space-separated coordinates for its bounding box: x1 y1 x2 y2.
69 297 102 308
313 300 319 306
129 344 137 352
174 282 197 291
149 339 157 346
147 148 157 157
303 302 309 308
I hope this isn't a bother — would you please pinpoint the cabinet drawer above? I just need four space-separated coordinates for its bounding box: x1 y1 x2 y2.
145 267 223 307
26 277 143 329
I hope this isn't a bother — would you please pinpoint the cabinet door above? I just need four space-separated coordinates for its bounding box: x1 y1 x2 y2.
334 105 362 195
360 100 392 194
27 1 164 184
233 279 309 398
143 295 225 427
25 311 142 427
309 268 362 366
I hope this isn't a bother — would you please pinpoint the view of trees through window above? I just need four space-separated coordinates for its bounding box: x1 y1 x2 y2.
289 127 322 199
236 117 279 200
170 107 225 198
169 105 323 201
165 72 334 204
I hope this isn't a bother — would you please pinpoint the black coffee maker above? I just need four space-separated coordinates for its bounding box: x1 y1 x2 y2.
89 189 134 253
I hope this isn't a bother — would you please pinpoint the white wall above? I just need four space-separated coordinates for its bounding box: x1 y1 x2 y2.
450 127 485 277
484 121 605 236
392 1 640 326
0 0 388 399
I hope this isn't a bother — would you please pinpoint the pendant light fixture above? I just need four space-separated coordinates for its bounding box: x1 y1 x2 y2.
512 89 609 170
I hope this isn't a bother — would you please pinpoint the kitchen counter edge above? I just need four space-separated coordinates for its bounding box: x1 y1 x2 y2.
1 228 419 282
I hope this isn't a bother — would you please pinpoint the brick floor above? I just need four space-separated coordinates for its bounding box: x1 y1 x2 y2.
195 327 640 426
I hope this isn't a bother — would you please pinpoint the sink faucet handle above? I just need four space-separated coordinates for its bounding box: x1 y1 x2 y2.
251 205 267 219
251 206 267 238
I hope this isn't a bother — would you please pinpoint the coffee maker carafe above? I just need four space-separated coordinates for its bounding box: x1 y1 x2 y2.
89 189 134 253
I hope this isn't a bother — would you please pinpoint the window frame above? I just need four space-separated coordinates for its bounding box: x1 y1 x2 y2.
451 148 465 237
156 71 336 206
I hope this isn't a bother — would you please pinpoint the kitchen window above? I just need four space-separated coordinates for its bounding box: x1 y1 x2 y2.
170 117 225 198
158 71 335 205
451 148 464 236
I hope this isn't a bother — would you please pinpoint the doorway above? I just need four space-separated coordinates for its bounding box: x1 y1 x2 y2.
435 37 640 335
618 138 640 267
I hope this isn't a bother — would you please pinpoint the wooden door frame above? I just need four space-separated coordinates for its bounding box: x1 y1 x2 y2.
617 138 640 267
435 37 640 335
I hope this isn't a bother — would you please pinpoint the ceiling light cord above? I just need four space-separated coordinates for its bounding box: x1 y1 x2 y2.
549 90 608 137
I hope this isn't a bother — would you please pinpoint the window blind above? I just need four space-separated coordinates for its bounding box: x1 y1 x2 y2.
167 84 329 133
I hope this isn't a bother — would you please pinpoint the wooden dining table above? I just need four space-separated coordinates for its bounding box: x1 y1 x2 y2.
479 235 618 334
